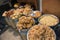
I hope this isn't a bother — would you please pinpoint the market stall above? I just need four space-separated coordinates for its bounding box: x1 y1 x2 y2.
2 0 60 40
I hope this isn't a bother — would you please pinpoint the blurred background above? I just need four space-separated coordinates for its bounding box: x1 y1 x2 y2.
0 0 60 40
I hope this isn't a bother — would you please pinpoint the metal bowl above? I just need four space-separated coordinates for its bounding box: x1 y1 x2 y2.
38 14 59 26
27 24 56 40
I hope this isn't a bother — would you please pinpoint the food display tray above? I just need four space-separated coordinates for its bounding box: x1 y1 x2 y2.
5 17 60 40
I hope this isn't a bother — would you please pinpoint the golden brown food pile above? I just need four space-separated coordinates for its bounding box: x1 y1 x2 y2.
39 14 59 26
19 4 32 16
16 16 35 30
2 9 14 17
29 11 41 18
23 6 32 16
24 4 31 8
27 25 56 40
10 8 24 19
14 3 20 8
2 4 32 17
10 4 32 19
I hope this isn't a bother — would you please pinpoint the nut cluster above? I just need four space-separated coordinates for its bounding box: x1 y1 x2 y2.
2 4 32 19
2 9 14 17
10 8 24 19
16 16 35 30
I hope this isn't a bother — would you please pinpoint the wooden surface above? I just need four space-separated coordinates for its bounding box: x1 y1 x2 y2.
42 0 60 19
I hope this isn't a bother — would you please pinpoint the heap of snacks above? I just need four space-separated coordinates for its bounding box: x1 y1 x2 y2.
2 3 59 40
27 25 56 40
14 3 20 8
10 8 24 19
2 9 14 17
23 7 32 16
2 4 41 19
39 14 59 26
16 16 35 30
